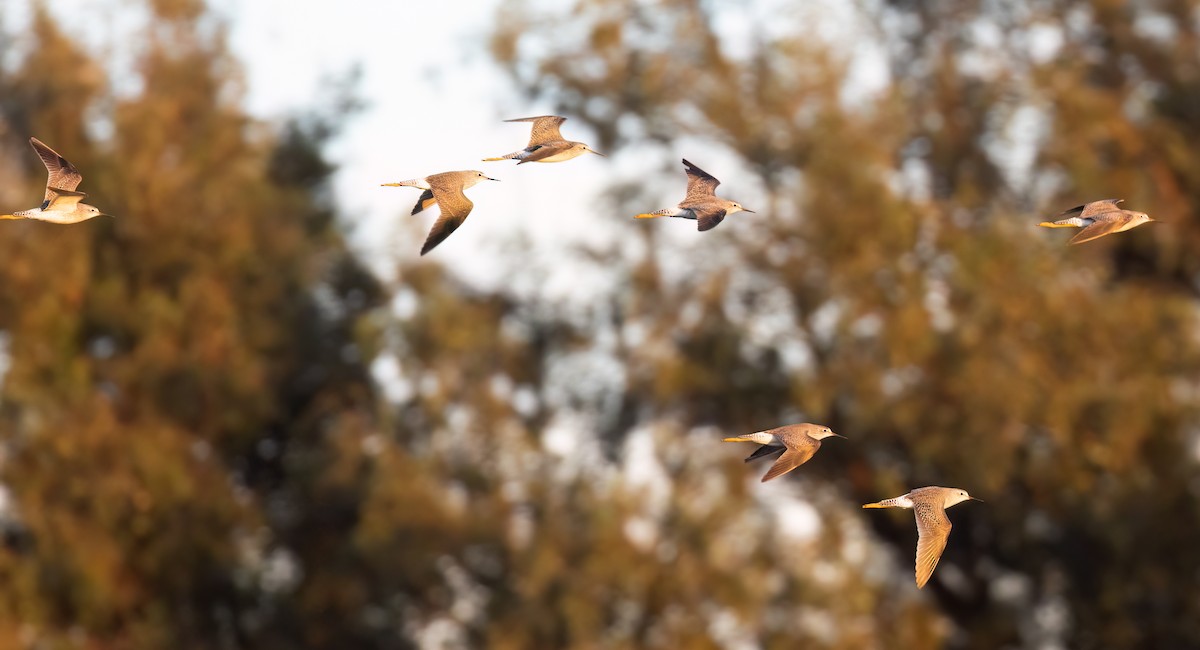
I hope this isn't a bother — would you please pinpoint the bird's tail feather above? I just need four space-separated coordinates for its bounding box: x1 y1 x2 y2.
0 214 22 220
1039 217 1085 228
381 179 424 188
482 151 521 162
634 209 672 220
862 498 902 509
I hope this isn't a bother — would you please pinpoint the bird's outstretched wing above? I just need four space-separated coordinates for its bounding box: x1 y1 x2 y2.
1069 213 1133 245
682 159 720 201
518 142 572 164
46 187 87 210
420 175 476 255
507 116 567 146
1079 199 1125 218
30 137 83 203
913 501 952 588
1056 198 1122 218
693 205 728 232
411 189 436 216
761 446 817 482
743 444 785 463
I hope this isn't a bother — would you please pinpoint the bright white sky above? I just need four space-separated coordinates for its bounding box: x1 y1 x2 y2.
220 0 627 292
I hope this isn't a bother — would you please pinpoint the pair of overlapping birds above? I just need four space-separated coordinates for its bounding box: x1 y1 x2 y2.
0 117 1156 589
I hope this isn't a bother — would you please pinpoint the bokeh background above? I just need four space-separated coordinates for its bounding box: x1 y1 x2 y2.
1 0 1199 648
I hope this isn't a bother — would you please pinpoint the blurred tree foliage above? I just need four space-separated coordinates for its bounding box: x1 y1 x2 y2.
0 2 385 647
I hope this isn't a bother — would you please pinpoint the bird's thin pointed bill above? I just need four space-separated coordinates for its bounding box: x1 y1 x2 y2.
588 149 606 157
970 497 984 502
830 433 847 439
486 177 500 182
743 209 757 213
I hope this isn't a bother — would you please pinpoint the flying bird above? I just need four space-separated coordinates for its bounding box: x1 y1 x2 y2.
723 423 843 482
1038 199 1154 245
381 170 498 255
862 486 981 589
634 159 754 231
483 116 604 164
1 137 110 223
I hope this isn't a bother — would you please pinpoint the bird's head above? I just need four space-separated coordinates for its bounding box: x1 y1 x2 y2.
465 171 500 188
726 200 755 215
945 489 982 508
74 204 111 222
808 425 844 441
575 142 605 157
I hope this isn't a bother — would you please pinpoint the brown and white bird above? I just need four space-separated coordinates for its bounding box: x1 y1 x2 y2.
381 170 498 255
634 159 754 231
1038 199 1154 245
862 486 981 589
723 423 843 482
483 115 604 164
1 137 110 223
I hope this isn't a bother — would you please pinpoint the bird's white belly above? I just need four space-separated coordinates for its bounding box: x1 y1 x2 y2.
29 210 89 224
533 149 585 163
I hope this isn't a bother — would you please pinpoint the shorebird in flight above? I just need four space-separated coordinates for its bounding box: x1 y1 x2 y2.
723 423 843 482
862 486 981 589
483 115 604 164
1 137 110 223
382 170 498 255
634 159 754 231
1038 199 1154 245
